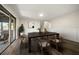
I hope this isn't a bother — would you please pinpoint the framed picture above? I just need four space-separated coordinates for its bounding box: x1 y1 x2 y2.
28 22 35 28
28 21 40 29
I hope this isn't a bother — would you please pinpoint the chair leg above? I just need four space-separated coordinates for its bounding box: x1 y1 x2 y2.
38 44 44 54
40 47 43 54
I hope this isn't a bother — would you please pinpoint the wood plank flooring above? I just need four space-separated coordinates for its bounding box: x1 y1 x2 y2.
19 39 79 55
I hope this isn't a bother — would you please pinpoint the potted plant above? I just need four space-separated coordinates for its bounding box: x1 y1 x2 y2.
18 24 24 36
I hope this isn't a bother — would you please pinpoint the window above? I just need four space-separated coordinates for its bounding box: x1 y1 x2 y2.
11 18 16 42
0 5 16 54
0 12 9 54
11 23 14 30
3 22 9 30
0 22 1 35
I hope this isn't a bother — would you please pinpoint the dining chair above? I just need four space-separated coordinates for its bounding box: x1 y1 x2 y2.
38 36 50 54
48 35 63 52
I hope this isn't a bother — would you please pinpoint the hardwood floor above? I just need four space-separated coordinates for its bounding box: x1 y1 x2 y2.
20 39 79 55
62 39 79 55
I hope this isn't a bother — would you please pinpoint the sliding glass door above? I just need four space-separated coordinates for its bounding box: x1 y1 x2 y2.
0 6 16 54
0 22 1 36
10 17 16 42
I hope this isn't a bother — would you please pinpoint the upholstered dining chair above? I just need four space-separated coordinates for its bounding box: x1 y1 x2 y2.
0 33 9 41
48 35 63 52
38 36 50 54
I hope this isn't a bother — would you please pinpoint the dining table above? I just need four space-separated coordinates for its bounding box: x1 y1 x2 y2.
28 32 59 53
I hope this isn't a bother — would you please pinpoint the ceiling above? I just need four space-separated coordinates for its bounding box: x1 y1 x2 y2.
5 4 79 20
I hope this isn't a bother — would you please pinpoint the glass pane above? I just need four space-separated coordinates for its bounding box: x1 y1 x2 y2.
3 22 9 30
11 23 14 30
11 18 16 42
0 22 1 35
0 11 9 54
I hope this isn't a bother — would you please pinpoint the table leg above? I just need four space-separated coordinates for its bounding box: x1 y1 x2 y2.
28 38 31 53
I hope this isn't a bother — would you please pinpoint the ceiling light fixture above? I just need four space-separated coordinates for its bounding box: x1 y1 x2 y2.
39 13 44 17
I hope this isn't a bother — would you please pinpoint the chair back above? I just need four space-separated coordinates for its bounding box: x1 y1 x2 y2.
3 33 9 40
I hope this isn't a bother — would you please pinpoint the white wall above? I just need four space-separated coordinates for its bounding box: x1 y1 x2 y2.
49 11 79 42
3 4 79 42
19 18 52 35
2 4 20 39
19 18 40 35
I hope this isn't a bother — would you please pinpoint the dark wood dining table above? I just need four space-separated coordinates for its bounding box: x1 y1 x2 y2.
28 32 59 53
